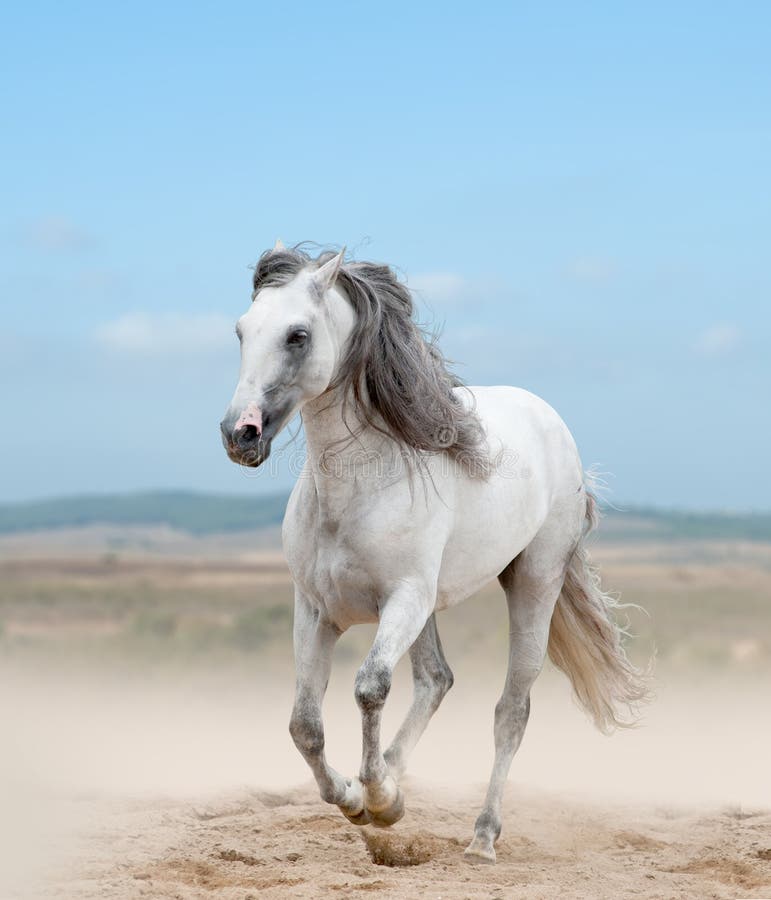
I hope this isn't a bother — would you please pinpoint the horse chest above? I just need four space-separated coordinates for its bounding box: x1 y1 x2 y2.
285 512 385 627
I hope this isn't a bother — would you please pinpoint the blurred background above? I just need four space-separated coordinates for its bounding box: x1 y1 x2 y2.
1 2 770 897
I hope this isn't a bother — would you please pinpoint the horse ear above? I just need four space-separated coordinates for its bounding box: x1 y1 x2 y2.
312 247 346 295
273 238 285 251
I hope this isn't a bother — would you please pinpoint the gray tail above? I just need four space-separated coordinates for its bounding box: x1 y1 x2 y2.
547 489 652 733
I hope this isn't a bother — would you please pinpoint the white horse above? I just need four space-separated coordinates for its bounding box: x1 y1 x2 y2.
221 243 648 862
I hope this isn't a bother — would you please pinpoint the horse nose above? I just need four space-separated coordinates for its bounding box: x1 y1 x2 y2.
221 401 264 448
234 422 261 447
220 418 261 446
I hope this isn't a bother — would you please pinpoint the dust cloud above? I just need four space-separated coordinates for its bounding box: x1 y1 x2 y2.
2 659 770 897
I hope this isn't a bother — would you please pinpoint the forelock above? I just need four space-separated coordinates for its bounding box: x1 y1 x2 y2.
251 245 337 299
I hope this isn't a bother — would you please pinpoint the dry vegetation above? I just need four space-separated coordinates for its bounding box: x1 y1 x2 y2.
1 529 770 672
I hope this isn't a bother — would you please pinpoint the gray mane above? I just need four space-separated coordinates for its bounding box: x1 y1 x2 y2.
252 245 488 473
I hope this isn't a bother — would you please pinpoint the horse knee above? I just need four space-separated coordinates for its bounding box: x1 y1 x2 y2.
289 707 324 757
355 660 392 711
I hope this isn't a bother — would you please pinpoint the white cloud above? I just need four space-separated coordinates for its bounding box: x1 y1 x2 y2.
94 312 234 355
25 215 94 252
693 324 743 358
408 272 468 306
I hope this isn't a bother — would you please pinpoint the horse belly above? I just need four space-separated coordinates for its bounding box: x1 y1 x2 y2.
434 473 546 609
434 386 567 609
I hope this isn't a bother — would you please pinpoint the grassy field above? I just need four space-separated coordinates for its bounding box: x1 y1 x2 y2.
1 490 768 675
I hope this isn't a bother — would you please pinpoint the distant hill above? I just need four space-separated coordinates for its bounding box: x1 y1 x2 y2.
0 490 288 536
597 505 771 543
0 490 770 541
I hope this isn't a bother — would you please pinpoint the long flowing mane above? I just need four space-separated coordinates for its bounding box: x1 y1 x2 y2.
251 245 488 473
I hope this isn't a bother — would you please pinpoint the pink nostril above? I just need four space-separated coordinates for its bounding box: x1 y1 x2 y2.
235 402 263 435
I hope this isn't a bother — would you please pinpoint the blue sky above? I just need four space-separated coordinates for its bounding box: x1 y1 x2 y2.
1 2 769 508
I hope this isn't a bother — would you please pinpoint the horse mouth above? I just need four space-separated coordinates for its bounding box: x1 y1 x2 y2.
224 439 272 468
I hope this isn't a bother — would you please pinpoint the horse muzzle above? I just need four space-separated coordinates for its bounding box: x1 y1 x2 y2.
220 401 273 468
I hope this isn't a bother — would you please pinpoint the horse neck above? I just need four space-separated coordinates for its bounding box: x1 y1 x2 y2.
301 386 398 506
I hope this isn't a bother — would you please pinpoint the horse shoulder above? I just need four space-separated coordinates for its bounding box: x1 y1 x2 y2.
282 475 320 586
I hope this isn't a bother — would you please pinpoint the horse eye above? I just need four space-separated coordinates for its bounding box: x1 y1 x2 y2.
286 328 309 347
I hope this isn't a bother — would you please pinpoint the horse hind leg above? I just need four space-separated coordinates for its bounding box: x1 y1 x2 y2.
383 613 454 779
465 523 578 863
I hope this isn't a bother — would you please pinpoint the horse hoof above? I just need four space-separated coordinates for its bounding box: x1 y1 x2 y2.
464 838 496 864
363 775 398 813
364 777 405 827
342 807 372 826
339 776 370 825
369 789 405 828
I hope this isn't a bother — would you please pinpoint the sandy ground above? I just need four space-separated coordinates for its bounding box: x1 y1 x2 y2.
2 665 770 900
1 540 770 898
33 781 771 900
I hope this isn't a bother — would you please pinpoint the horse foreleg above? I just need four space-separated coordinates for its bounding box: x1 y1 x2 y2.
383 613 453 779
288 590 370 824
354 583 431 826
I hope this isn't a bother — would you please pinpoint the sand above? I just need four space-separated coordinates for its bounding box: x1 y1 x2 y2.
19 781 771 899
2 542 770 898
2 664 770 900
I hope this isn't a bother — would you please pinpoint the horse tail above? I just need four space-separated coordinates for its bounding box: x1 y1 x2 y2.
547 488 652 733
